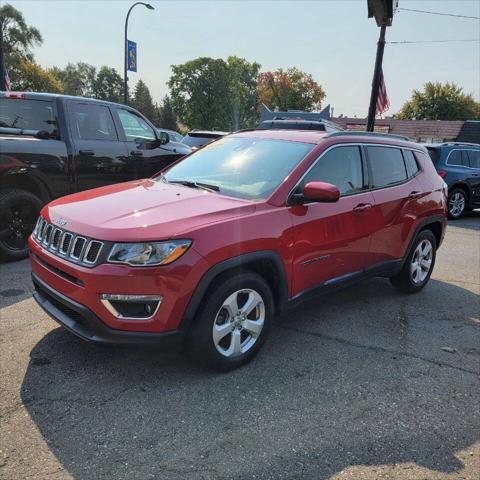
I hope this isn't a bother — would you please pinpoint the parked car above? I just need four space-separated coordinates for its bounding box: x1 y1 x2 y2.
425 142 480 219
30 130 447 370
0 91 189 261
157 128 184 143
181 130 228 149
257 118 342 133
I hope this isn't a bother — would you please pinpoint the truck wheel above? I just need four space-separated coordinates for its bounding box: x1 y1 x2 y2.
390 230 437 294
0 189 43 262
187 272 274 371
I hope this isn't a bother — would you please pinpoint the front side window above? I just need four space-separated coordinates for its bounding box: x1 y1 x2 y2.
0 98 57 135
403 150 420 178
70 103 117 141
301 146 365 196
163 136 314 200
367 146 407 188
117 109 156 142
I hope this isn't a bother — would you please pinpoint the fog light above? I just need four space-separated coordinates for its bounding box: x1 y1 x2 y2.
101 294 162 320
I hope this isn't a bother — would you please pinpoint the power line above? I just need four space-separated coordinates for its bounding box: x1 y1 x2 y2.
388 39 479 45
397 7 480 20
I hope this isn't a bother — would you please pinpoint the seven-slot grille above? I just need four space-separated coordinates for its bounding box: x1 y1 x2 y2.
33 217 104 266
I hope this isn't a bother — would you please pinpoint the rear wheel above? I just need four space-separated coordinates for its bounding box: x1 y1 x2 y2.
187 272 274 371
0 189 43 262
448 188 467 219
390 230 436 293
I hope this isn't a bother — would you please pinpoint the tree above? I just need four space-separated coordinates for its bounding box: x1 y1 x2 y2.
91 66 123 103
131 79 157 121
10 60 63 93
168 56 260 131
396 82 480 121
156 95 178 130
50 62 96 97
0 3 42 64
258 67 326 112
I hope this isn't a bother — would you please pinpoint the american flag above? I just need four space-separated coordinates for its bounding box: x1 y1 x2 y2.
3 65 11 91
376 69 389 116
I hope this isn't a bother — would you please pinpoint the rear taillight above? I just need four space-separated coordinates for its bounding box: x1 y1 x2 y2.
437 170 447 178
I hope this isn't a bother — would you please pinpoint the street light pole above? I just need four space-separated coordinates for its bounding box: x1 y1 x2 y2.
366 24 387 132
0 21 6 91
124 2 154 105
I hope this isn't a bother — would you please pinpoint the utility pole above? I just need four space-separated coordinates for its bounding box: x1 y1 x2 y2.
0 21 6 91
366 24 387 131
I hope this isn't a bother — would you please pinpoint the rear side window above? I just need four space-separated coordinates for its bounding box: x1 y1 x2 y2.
403 150 420 177
70 103 118 141
367 146 407 188
302 146 365 196
466 150 480 169
0 98 57 135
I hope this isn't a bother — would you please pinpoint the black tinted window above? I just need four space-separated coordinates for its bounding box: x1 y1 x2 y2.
447 150 464 166
302 146 364 195
70 103 117 141
403 150 420 177
466 150 480 169
367 146 407 188
0 98 57 135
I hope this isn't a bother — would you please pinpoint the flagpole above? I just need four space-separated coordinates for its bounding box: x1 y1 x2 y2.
366 24 387 132
0 20 6 91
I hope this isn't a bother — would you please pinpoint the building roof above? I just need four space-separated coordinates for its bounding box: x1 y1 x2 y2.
456 121 480 144
330 117 465 140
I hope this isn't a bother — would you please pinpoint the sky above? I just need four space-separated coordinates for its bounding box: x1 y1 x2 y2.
7 0 480 118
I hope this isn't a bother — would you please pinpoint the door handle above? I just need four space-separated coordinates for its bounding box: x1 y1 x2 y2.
409 191 422 199
131 150 143 157
353 203 372 213
79 149 95 156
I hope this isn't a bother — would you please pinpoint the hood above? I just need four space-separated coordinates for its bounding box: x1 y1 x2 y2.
44 179 256 241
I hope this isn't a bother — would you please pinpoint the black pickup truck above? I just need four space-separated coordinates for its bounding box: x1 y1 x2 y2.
0 92 191 261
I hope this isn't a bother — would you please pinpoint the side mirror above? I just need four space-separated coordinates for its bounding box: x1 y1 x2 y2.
295 181 340 203
159 131 170 145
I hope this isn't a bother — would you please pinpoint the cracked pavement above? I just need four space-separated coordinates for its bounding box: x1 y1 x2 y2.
1 213 479 479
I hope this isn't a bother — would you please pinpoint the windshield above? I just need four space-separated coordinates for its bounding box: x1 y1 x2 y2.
163 136 314 200
0 98 57 135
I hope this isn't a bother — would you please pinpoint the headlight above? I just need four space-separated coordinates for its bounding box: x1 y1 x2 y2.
108 240 191 266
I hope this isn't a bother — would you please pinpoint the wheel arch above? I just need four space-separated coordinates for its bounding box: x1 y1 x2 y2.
0 172 52 204
181 251 289 331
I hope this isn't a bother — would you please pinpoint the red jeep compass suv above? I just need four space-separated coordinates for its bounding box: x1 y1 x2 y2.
29 130 447 370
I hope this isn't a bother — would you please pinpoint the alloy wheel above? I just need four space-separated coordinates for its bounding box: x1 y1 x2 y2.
212 288 265 358
449 192 465 218
410 239 433 285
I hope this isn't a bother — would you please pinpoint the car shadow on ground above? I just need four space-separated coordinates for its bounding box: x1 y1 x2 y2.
449 210 480 231
20 277 479 480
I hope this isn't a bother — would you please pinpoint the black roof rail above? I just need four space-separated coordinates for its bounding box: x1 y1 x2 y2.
326 131 412 142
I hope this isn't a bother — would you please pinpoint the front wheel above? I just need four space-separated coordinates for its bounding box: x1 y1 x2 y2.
0 189 43 262
187 272 274 371
390 230 437 293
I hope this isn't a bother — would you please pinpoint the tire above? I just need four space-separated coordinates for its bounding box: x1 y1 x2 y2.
447 187 467 219
187 272 274 371
390 230 437 294
0 189 43 262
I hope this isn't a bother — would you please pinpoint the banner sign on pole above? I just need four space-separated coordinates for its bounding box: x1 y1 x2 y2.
127 40 137 72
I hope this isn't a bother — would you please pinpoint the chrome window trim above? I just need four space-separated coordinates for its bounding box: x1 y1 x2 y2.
286 142 424 204
445 148 480 170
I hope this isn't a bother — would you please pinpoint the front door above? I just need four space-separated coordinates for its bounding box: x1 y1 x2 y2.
68 101 130 191
290 145 381 296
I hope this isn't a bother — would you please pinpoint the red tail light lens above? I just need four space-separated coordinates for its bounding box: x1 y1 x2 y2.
437 170 447 178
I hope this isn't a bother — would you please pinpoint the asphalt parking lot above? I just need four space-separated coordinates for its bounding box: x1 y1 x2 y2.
1 213 479 480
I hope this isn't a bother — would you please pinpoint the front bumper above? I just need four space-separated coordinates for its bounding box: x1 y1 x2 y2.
32 272 184 346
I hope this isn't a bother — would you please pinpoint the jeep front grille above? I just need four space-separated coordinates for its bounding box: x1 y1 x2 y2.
32 217 104 267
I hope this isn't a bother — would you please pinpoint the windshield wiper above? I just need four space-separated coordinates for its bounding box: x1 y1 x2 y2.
167 179 220 193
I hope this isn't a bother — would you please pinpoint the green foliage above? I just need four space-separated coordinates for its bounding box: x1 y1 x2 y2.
50 62 96 97
10 60 63 93
168 56 260 131
396 82 480 121
91 66 123 103
0 3 42 63
130 79 157 121
258 67 326 112
156 95 178 130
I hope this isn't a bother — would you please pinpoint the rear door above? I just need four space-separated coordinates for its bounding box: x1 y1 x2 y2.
366 145 422 263
114 108 183 177
464 149 480 207
289 144 381 296
67 101 130 191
